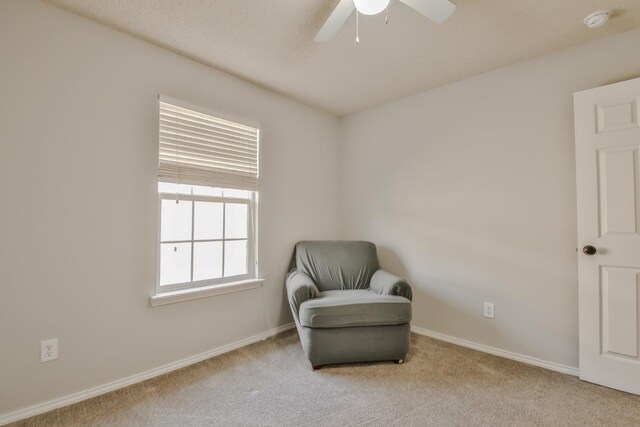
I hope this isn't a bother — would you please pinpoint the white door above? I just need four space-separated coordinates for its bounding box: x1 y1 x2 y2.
575 77 640 395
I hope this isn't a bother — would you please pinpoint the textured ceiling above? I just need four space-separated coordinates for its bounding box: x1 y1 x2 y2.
44 0 640 116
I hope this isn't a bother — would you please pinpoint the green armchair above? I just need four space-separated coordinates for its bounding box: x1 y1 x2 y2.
286 241 412 369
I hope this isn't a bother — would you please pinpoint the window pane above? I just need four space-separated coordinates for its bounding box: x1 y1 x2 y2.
225 203 248 239
193 241 223 281
222 188 250 199
158 182 192 195
224 240 247 277
192 184 223 197
194 202 223 240
160 199 192 241
160 243 191 285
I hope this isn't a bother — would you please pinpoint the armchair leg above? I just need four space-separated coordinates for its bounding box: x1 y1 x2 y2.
312 365 322 370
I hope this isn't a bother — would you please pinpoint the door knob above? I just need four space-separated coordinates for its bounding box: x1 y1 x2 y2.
583 245 597 256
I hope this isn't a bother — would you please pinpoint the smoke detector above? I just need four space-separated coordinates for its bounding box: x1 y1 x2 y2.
583 10 611 28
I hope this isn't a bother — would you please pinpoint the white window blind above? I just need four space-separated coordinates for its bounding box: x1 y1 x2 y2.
158 99 259 191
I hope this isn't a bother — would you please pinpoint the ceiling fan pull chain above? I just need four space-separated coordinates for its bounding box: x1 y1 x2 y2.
385 7 388 24
356 10 360 44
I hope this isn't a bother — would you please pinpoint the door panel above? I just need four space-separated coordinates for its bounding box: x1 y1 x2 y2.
601 266 638 358
575 77 640 395
596 97 639 133
598 147 639 236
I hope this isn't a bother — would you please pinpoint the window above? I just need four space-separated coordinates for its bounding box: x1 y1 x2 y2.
156 97 259 295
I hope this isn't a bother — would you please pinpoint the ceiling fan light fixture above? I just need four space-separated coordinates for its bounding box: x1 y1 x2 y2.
353 0 390 16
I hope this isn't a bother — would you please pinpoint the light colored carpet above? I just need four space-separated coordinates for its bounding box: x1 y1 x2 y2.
11 330 640 426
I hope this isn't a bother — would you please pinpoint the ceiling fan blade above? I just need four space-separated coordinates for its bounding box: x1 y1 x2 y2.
397 0 456 24
314 0 356 43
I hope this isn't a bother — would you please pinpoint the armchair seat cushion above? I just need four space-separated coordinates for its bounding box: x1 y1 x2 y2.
299 290 411 329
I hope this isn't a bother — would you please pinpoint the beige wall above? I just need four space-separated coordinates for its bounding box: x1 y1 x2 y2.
0 0 341 416
341 28 640 369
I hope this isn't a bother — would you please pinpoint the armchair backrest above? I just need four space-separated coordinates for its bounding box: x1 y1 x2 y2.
294 241 380 291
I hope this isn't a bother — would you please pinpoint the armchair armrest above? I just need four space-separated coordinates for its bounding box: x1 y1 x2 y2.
369 269 413 300
286 269 320 317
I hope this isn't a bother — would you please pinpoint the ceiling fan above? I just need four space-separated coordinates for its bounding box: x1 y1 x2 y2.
315 0 456 43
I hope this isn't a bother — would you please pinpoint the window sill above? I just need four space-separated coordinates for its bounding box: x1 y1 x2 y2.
149 278 264 307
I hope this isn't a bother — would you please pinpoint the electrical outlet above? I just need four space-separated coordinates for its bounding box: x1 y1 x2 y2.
484 303 495 319
41 338 58 362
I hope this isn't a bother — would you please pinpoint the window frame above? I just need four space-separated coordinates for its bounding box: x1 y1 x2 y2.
155 185 258 295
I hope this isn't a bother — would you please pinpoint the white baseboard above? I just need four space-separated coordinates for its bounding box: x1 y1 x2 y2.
410 325 579 377
0 323 295 426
